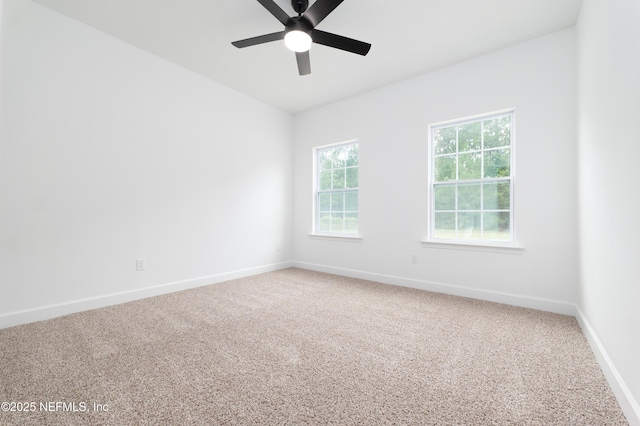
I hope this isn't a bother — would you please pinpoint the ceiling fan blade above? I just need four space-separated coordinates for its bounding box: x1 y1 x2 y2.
296 51 311 75
302 0 343 28
232 31 285 48
311 29 371 56
257 0 291 26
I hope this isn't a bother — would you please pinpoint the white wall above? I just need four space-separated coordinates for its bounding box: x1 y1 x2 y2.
293 29 578 312
0 0 292 325
577 0 640 421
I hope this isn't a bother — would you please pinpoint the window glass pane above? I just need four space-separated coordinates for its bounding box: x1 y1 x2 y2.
430 112 513 244
434 185 455 210
318 150 332 171
484 148 510 178
434 212 456 239
319 170 331 190
345 191 358 212
483 212 511 241
434 126 457 155
318 192 330 212
483 181 510 210
331 191 344 211
346 144 359 167
332 146 346 168
458 152 481 180
332 168 345 189
345 213 358 233
434 155 456 182
458 212 481 239
330 213 344 233
346 167 358 188
318 213 331 233
316 143 358 235
458 184 481 211
483 115 511 149
458 122 482 152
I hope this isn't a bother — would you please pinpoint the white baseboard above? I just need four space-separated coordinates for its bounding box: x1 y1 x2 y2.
293 261 576 315
0 261 294 330
576 307 640 426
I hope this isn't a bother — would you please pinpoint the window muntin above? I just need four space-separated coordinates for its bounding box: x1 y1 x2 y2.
430 111 514 243
315 143 359 235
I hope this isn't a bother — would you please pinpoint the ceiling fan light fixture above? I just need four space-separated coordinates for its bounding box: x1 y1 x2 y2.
284 30 312 52
231 0 371 75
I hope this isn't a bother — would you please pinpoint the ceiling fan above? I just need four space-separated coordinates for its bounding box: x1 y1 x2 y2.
231 0 371 76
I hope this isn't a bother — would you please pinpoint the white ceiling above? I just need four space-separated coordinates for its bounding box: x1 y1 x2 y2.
31 0 583 114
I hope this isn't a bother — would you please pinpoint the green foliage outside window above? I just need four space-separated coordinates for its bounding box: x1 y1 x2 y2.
317 144 359 235
432 113 513 242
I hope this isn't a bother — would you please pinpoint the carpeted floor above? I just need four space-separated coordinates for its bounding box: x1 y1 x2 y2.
0 268 628 425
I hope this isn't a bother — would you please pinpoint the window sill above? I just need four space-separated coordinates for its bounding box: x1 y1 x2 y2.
308 233 363 242
421 240 524 255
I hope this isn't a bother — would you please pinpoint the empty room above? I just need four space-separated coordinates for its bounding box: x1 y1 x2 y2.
1 0 639 424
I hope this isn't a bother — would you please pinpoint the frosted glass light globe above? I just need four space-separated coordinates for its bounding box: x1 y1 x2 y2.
284 30 312 52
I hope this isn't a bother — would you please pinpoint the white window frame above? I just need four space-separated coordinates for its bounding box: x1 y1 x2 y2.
312 140 360 238
427 109 517 248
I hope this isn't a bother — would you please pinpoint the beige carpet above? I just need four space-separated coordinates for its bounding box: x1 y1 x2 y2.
0 268 628 425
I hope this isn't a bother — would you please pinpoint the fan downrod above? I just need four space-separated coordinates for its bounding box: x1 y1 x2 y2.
292 0 308 15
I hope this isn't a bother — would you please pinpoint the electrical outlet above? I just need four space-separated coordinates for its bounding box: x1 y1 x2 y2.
411 254 418 264
136 258 145 271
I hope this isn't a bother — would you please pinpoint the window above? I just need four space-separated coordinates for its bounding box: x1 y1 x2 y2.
315 142 359 235
429 110 514 244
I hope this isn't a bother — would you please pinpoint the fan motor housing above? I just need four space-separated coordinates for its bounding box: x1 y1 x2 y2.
286 16 312 34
